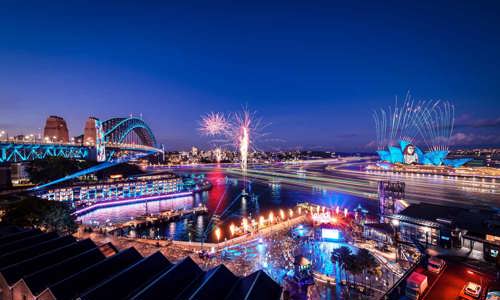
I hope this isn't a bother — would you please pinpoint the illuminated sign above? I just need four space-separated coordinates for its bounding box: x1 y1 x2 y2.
321 228 340 240
312 212 331 224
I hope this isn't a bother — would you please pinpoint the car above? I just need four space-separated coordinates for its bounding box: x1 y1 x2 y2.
458 282 482 299
486 291 500 300
427 256 445 274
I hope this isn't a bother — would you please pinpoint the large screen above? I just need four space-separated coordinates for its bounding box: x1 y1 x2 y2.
321 228 340 240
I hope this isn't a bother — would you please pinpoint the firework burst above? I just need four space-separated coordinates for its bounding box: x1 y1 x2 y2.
199 112 229 136
199 108 269 170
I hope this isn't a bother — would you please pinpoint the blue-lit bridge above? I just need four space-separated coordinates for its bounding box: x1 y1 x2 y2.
0 117 162 163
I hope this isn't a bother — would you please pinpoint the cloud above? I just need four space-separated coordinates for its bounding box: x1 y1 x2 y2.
455 114 500 129
449 132 500 146
336 133 359 138
365 140 377 149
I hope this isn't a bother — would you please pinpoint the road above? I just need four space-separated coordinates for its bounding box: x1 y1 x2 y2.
422 260 496 300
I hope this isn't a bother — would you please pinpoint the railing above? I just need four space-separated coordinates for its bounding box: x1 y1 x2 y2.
379 243 425 300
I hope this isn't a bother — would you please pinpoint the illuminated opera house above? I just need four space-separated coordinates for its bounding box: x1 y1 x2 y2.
376 140 472 168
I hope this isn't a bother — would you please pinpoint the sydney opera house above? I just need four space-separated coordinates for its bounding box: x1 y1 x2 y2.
376 140 472 168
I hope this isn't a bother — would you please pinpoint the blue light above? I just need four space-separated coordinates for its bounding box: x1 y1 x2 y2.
377 140 471 167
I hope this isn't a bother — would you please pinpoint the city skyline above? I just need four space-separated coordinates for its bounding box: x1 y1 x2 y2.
1 1 500 151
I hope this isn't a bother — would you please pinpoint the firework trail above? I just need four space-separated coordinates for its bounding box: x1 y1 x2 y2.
214 147 222 163
373 92 455 152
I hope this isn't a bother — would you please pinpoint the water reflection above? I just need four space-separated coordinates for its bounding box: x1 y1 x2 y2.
78 167 376 242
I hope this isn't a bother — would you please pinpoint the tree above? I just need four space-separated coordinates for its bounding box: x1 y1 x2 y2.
331 246 352 281
1 195 77 234
344 253 363 285
26 157 94 184
356 248 379 288
94 163 143 180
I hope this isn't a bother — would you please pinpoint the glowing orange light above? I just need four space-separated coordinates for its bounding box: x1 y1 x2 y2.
242 218 248 232
259 216 265 226
331 216 337 224
298 207 302 214
280 209 285 220
269 211 274 223
229 223 236 236
289 209 293 218
215 227 221 242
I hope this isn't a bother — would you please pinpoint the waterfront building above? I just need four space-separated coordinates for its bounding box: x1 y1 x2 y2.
388 203 500 262
39 174 183 202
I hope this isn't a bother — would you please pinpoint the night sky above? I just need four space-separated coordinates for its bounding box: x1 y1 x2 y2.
1 1 499 151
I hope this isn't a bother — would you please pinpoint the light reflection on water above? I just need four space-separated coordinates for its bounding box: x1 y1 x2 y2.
77 196 196 225
77 168 376 242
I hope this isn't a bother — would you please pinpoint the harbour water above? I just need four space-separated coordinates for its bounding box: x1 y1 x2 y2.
78 167 377 242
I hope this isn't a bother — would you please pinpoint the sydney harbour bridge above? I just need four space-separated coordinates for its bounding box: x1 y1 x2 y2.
0 116 162 163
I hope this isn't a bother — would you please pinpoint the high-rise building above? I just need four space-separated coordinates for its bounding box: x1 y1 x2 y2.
43 115 69 143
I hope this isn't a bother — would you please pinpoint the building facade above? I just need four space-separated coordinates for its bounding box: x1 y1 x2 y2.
39 174 183 202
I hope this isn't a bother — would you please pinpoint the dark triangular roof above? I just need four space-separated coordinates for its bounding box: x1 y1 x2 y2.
0 231 58 254
21 247 106 296
181 264 239 300
0 229 40 246
130 256 204 300
0 225 23 237
0 235 75 269
47 247 143 300
0 238 96 285
80 251 172 300
225 270 282 300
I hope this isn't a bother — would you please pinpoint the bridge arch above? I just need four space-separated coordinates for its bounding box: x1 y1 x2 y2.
102 117 157 148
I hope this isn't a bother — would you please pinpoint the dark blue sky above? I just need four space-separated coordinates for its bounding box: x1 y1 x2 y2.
1 1 499 151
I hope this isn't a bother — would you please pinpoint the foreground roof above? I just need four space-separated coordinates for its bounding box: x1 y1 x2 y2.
0 227 282 300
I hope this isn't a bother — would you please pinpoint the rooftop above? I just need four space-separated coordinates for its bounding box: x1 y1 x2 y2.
0 227 282 300
396 203 500 237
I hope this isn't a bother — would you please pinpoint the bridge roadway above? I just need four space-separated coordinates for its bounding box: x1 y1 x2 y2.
0 140 161 163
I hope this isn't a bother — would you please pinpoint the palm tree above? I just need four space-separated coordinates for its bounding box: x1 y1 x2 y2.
331 246 352 282
356 248 379 290
344 253 363 286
